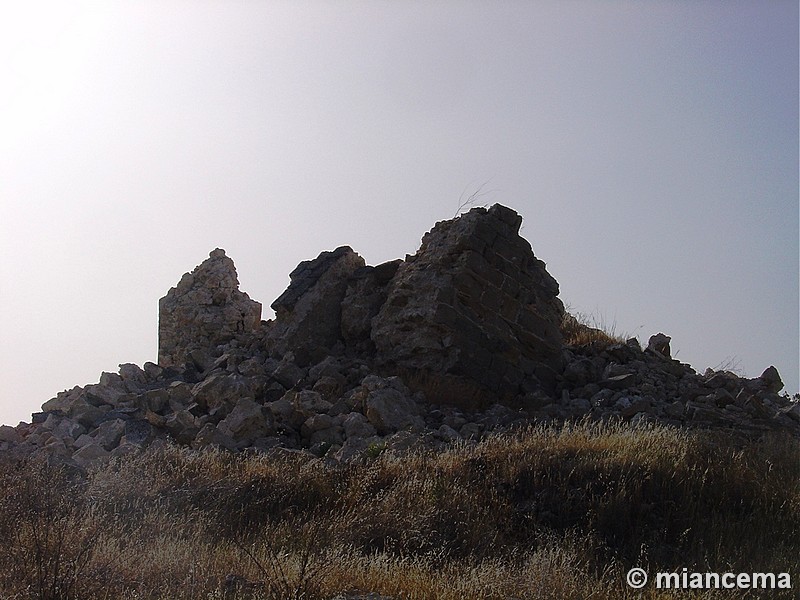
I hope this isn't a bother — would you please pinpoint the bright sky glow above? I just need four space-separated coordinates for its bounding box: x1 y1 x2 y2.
0 1 797 425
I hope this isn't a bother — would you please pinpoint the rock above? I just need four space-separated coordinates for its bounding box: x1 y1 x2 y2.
11 203 800 464
72 443 110 467
267 246 365 364
308 425 345 447
744 395 771 419
144 409 167 428
217 398 274 445
122 419 154 446
0 425 22 444
479 403 518 429
385 430 424 453
311 375 346 402
41 387 83 413
141 389 170 414
703 371 735 389
563 358 599 387
437 424 461 442
237 357 267 378
192 372 252 412
69 399 110 429
84 383 127 406
73 433 93 449
143 361 164 380
99 372 125 389
647 333 672 358
759 366 784 393
44 436 71 457
267 396 296 423
601 373 637 390
110 443 141 459
51 418 85 441
291 390 333 417
165 410 200 444
443 411 467 430
619 398 651 419
301 414 335 439
343 412 378 439
712 388 736 408
168 381 194 407
371 205 564 405
118 363 148 388
663 400 685 418
158 248 262 367
92 419 127 450
268 354 306 389
561 398 590 417
364 383 425 435
331 436 381 462
192 423 237 451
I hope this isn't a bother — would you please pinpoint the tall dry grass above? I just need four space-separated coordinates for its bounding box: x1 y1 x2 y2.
560 310 629 348
0 420 797 599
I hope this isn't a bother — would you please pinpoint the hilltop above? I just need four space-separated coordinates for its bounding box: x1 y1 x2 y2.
1 204 797 466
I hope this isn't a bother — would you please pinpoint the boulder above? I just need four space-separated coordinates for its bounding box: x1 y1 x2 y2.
69 398 110 429
759 366 784 394
165 410 200 444
365 386 424 435
41 386 84 413
92 419 127 451
308 425 345 447
647 333 672 358
72 443 110 468
122 419 154 446
301 414 335 439
192 372 252 412
118 363 149 387
192 423 238 451
291 390 333 417
342 412 377 439
0 425 22 444
217 398 274 445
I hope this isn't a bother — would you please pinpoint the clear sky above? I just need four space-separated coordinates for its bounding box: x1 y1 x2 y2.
1 1 797 426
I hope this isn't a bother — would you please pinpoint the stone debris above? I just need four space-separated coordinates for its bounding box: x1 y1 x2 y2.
2 204 797 469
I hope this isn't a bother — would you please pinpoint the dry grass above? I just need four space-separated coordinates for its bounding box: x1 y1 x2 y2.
0 421 797 599
561 310 629 349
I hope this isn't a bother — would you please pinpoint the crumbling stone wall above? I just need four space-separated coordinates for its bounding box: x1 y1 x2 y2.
370 204 564 402
158 249 262 368
266 246 366 365
158 207 565 405
254 205 564 404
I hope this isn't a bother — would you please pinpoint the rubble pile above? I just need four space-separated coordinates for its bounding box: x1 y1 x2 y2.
2 205 796 468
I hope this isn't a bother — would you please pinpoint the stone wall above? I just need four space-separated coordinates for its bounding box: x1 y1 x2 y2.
158 249 262 368
266 246 366 365
370 204 564 403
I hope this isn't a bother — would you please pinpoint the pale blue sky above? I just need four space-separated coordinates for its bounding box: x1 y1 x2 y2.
1 1 797 426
